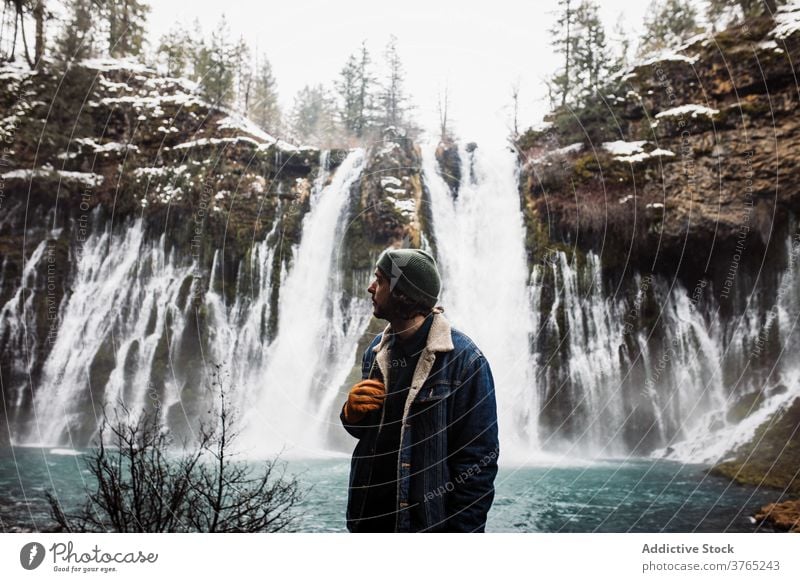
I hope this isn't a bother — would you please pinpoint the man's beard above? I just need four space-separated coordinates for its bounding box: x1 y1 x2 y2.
375 295 421 322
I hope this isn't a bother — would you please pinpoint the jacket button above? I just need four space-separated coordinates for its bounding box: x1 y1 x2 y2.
399 502 409 508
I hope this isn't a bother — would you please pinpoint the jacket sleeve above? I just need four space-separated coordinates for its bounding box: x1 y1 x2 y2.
445 351 500 532
340 342 379 440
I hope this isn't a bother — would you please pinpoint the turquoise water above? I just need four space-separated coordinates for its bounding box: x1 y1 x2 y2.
0 447 780 533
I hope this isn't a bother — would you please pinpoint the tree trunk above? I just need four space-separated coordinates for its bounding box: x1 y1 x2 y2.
34 0 44 67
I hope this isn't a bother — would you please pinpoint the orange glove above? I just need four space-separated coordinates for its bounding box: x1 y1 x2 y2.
343 379 386 423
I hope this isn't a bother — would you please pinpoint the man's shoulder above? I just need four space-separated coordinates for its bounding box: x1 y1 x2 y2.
448 326 485 361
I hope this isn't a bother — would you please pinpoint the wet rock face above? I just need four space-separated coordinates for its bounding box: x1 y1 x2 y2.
515 15 800 285
754 499 800 532
434 140 461 198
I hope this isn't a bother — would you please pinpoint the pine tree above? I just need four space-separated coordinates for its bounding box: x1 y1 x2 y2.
195 15 239 107
336 52 361 135
571 0 613 105
355 41 375 136
549 0 576 108
379 35 408 128
105 0 149 58
289 84 336 145
157 24 191 77
56 0 95 62
611 14 631 72
249 53 280 132
232 35 250 113
707 0 784 27
639 0 700 56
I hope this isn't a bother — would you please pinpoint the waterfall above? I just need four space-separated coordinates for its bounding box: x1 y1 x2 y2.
0 239 49 431
27 219 193 445
422 140 800 465
11 150 369 453
422 142 538 462
522 230 799 462
233 149 369 457
658 228 800 463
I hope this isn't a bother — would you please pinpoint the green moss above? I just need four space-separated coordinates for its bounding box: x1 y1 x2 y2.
727 390 766 424
710 397 800 494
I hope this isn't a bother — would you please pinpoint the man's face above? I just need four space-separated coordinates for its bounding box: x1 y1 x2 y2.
367 268 392 319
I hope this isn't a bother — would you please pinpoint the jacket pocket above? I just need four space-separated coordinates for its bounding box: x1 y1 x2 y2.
413 380 452 403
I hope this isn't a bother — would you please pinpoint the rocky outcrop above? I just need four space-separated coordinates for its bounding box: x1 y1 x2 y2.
339 127 427 298
754 499 800 532
514 9 800 473
516 14 800 289
711 396 800 495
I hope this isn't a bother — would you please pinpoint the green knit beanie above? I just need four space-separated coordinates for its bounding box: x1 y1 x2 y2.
376 248 441 308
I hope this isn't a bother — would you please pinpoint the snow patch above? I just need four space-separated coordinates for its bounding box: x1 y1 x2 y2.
217 115 277 144
81 57 152 74
771 0 800 39
638 51 699 67
387 197 415 215
380 176 403 188
602 140 648 156
2 168 103 187
655 104 719 119
0 61 33 82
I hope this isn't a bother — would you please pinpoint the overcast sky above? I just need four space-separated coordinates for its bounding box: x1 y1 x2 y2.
148 0 653 145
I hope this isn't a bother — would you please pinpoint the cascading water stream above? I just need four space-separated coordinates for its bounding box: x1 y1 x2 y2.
422 140 799 465
235 149 369 456
27 220 193 445
422 142 538 462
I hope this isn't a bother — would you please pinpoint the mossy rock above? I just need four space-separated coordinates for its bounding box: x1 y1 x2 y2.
727 390 766 424
710 397 800 494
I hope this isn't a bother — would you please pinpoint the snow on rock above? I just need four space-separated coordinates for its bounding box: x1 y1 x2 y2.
615 150 676 164
655 104 719 119
217 115 277 144
171 136 260 150
133 165 187 179
638 51 699 67
387 197 415 215
0 61 34 83
380 176 403 188
71 137 139 154
675 32 713 52
602 140 648 156
603 141 675 164
2 168 104 187
554 143 583 156
531 142 584 164
81 57 152 74
772 0 800 39
529 120 554 133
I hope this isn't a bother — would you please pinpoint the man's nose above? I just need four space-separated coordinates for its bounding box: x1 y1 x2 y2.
367 280 376 294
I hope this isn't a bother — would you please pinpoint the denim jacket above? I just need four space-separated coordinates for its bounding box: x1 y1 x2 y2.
341 308 499 532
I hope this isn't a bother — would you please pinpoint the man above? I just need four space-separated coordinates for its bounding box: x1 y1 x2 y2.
340 248 499 532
